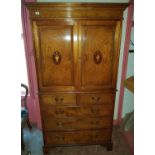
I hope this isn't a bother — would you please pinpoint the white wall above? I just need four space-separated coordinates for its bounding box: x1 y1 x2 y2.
114 8 128 120
122 26 134 118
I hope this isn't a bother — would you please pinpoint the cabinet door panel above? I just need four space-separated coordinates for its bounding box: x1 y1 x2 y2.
79 21 120 90
33 21 77 91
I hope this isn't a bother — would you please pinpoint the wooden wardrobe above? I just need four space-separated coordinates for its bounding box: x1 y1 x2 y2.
25 3 127 154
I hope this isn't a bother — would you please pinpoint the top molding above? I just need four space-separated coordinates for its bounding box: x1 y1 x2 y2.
24 2 129 20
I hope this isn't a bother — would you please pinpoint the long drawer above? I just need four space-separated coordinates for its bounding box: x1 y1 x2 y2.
43 117 112 131
78 93 114 105
44 129 111 145
41 104 114 118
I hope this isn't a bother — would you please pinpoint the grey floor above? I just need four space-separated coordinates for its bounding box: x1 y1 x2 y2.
22 126 131 155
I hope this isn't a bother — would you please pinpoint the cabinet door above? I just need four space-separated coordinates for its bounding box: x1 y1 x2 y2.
33 21 78 91
79 21 121 90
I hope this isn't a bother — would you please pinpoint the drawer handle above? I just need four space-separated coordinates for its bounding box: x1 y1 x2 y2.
91 108 99 114
55 109 65 114
91 97 101 102
55 135 65 141
55 97 64 104
56 122 63 128
35 11 40 16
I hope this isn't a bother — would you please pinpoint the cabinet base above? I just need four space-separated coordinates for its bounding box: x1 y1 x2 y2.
43 146 53 155
101 142 113 151
43 142 113 154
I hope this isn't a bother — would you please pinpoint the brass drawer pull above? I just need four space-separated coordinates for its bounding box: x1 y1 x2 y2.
91 96 101 102
91 108 99 114
56 122 63 128
55 109 65 114
55 135 65 141
35 11 40 16
55 97 64 104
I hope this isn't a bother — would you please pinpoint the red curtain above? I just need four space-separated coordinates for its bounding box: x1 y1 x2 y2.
21 0 42 129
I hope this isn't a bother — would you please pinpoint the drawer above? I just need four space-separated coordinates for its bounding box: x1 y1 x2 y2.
41 105 114 118
78 93 114 105
40 94 76 106
43 117 112 131
44 129 111 145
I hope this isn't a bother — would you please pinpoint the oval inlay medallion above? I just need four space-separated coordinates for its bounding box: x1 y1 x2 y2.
52 51 62 65
93 50 102 64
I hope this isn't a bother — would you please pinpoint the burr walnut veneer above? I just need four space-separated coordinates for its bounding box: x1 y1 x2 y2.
25 2 127 154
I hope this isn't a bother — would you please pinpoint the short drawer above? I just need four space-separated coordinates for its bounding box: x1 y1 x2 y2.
44 129 111 145
40 94 76 105
43 117 112 131
41 104 114 118
78 93 114 105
